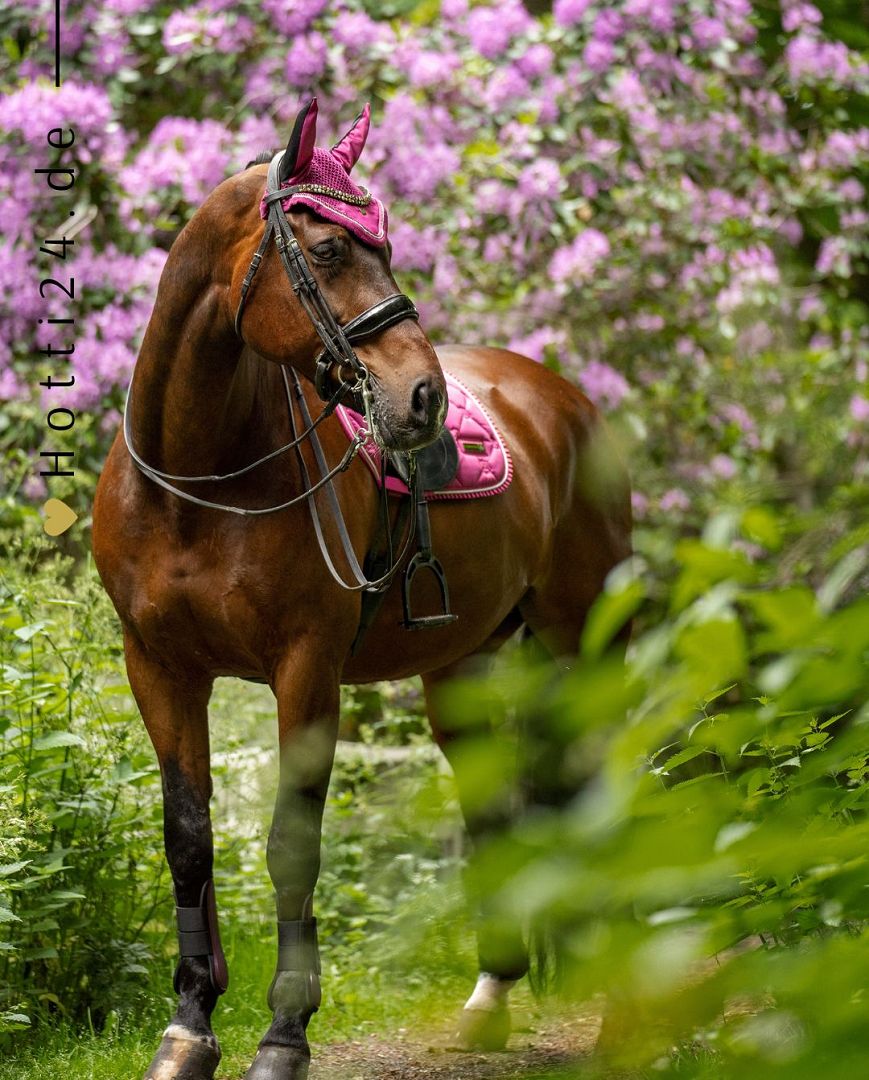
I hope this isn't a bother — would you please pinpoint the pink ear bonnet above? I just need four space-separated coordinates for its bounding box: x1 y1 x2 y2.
260 98 387 248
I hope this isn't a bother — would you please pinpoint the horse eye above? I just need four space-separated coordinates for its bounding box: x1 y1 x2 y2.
311 241 341 263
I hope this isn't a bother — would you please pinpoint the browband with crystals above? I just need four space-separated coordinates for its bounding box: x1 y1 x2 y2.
280 183 373 208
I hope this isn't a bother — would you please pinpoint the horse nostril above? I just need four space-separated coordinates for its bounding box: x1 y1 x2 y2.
410 376 442 424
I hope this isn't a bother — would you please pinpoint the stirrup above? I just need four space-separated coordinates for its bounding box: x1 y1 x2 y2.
402 551 458 630
402 468 457 631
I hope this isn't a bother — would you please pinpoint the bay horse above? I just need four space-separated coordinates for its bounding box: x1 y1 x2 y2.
92 99 631 1080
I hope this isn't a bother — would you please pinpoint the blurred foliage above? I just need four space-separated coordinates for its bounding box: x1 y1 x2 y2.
439 501 869 1077
1 477 867 1079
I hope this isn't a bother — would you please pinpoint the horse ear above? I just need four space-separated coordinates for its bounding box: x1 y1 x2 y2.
279 98 318 184
331 103 371 173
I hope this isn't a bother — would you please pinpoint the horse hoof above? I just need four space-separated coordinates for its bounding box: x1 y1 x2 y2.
456 1006 511 1051
243 1043 311 1080
143 1027 221 1080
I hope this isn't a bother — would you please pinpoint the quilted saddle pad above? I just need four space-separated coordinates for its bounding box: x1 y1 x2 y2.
336 371 512 500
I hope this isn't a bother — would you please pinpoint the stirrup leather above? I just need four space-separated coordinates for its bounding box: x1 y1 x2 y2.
402 467 458 630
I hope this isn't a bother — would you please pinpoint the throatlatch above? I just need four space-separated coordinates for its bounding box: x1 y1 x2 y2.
174 879 229 995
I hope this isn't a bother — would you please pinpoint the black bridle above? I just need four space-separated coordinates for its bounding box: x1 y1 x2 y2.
123 149 424 595
235 151 420 408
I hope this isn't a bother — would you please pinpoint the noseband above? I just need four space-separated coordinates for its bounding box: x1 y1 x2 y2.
234 151 419 405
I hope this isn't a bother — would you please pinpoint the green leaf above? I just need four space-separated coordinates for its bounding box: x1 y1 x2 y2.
715 821 757 852
32 731 85 751
748 587 820 651
3 37 22 63
24 947 59 961
660 745 708 772
741 507 782 551
581 579 644 659
818 548 867 613
672 540 755 611
0 1013 31 1033
675 618 747 682
0 906 21 923
0 861 31 877
702 683 736 707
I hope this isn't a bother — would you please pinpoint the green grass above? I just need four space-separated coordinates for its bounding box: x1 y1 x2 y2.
2 673 474 1079
2 922 473 1079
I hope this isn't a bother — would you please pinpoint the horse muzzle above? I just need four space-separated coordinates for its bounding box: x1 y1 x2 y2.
371 372 447 452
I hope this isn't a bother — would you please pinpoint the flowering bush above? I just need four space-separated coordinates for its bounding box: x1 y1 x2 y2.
2 6 869 1072
1 0 867 523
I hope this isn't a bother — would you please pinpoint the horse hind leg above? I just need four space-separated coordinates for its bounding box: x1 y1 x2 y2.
422 650 528 1053
124 633 225 1080
516 488 632 805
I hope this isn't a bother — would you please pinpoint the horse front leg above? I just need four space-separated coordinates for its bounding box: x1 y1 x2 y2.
124 634 225 1080
245 649 340 1080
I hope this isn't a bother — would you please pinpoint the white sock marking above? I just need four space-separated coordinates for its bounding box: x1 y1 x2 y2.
463 972 516 1012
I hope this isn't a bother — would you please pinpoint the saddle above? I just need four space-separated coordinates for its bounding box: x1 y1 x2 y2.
346 373 513 651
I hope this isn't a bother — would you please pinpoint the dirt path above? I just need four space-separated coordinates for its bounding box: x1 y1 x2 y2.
311 1009 602 1079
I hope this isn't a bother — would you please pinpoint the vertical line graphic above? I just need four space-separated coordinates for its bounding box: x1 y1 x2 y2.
55 0 61 86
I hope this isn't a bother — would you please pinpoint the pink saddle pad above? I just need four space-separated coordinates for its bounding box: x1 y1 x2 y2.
336 371 512 500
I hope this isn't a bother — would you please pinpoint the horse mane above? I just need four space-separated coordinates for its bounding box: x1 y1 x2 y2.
245 150 275 169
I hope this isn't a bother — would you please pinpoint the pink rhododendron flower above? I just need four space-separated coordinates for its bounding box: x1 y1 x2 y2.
816 237 851 276
579 361 630 409
507 328 564 362
331 10 389 50
553 0 593 28
262 0 327 37
631 492 649 518
516 43 554 79
850 395 869 423
785 33 863 85
517 158 563 200
660 489 690 512
624 0 675 34
583 38 615 74
467 0 531 58
692 16 726 49
710 454 738 479
550 229 611 284
782 2 823 33
285 32 329 88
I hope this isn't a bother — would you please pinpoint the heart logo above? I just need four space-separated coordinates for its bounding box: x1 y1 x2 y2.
42 498 78 537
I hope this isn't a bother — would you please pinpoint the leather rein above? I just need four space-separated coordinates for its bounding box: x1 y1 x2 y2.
123 150 422 594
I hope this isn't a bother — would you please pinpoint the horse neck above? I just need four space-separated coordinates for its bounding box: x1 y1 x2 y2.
129 218 285 477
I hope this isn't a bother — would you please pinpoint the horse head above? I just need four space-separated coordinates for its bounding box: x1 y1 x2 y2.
232 98 447 453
